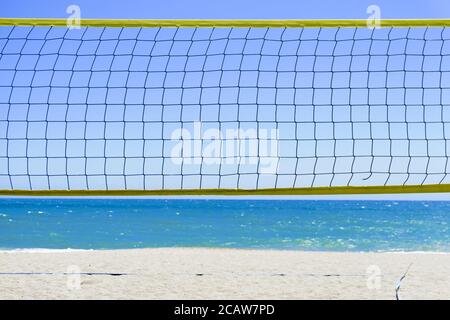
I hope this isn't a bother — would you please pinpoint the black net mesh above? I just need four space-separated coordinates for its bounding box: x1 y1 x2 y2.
0 25 449 190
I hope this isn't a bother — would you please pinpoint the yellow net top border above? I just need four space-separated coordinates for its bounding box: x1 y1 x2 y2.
0 18 450 28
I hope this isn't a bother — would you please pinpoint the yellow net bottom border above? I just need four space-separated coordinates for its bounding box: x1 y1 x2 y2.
1 184 450 196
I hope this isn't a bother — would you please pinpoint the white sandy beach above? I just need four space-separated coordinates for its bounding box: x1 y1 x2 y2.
0 248 449 300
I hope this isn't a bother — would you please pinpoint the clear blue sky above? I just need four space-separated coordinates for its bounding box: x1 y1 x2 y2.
1 1 450 194
1 0 449 19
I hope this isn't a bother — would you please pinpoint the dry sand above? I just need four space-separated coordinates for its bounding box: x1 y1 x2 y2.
0 248 449 300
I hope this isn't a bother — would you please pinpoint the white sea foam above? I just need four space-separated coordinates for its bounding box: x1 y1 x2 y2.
0 248 94 253
0 248 448 254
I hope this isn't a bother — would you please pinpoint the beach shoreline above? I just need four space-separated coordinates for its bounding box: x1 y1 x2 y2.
1 248 449 300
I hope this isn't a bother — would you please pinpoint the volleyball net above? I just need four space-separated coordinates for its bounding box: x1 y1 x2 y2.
1 19 450 195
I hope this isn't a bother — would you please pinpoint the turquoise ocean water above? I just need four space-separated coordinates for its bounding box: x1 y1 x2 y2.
0 198 449 251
